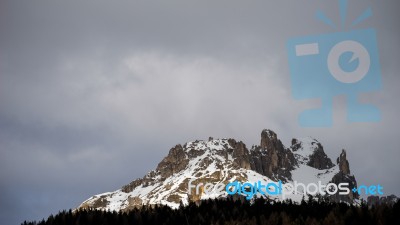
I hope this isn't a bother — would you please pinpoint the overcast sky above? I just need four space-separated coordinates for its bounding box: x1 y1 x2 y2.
1 0 399 224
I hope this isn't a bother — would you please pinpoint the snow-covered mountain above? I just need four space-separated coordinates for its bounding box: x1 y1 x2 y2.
77 129 358 212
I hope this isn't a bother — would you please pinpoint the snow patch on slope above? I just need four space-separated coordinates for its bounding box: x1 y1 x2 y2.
79 136 342 212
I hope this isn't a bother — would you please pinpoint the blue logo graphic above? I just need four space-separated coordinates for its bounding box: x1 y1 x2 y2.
352 184 384 195
226 181 282 200
287 0 382 127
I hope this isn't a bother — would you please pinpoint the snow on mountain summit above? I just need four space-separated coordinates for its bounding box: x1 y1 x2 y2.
290 137 334 169
184 138 232 152
78 129 358 212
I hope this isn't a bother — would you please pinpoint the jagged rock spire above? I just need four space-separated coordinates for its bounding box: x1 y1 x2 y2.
337 149 350 175
78 129 360 211
251 129 296 182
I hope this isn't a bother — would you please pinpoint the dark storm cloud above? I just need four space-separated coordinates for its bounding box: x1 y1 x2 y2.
1 0 399 224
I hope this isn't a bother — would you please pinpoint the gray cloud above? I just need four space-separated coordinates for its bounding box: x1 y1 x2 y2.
1 0 399 224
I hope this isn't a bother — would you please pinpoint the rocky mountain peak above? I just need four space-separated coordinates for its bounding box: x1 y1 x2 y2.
250 130 297 182
367 195 399 207
260 129 280 150
291 138 302 151
337 149 350 175
78 129 361 211
156 144 189 179
290 138 334 170
228 139 251 170
329 149 358 202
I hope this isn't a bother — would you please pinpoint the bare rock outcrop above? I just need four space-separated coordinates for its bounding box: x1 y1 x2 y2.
329 149 358 202
251 130 297 182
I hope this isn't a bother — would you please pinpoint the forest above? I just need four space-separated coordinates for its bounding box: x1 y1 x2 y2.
23 196 400 225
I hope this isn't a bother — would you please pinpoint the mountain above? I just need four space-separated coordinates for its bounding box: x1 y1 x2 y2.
77 129 358 212
367 195 399 207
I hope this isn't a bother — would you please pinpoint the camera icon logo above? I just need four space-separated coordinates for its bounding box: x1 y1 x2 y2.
287 3 382 127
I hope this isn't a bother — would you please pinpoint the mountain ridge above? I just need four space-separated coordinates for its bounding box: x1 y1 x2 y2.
78 129 358 211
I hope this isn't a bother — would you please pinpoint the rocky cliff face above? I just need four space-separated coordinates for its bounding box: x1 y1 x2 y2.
367 195 399 207
290 137 334 170
78 129 359 211
329 149 358 202
250 130 297 182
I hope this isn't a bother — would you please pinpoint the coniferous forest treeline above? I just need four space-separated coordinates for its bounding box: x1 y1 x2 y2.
23 197 400 225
